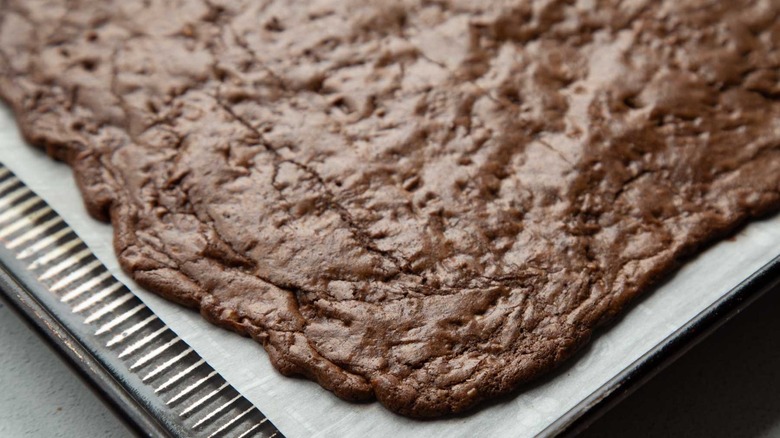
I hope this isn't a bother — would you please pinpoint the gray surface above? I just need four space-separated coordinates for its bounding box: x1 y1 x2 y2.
0 297 134 438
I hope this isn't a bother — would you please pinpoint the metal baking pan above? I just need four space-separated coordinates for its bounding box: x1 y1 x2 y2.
1 109 779 436
0 164 282 437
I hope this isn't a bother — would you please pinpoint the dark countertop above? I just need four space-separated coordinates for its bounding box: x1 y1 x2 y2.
582 285 780 437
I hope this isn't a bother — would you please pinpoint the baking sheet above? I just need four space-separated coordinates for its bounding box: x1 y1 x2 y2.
1 104 779 438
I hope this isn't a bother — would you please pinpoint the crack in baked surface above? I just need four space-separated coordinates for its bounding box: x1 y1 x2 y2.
1 0 779 417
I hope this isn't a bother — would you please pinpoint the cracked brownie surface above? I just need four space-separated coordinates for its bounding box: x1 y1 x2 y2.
1 0 779 417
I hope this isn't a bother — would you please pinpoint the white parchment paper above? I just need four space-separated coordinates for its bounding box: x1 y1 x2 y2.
1 105 778 438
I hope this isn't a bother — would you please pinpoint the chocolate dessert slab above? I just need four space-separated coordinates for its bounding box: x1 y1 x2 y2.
1 0 779 418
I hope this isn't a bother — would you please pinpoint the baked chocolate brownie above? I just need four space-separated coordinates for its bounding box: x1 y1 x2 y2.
1 0 778 417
